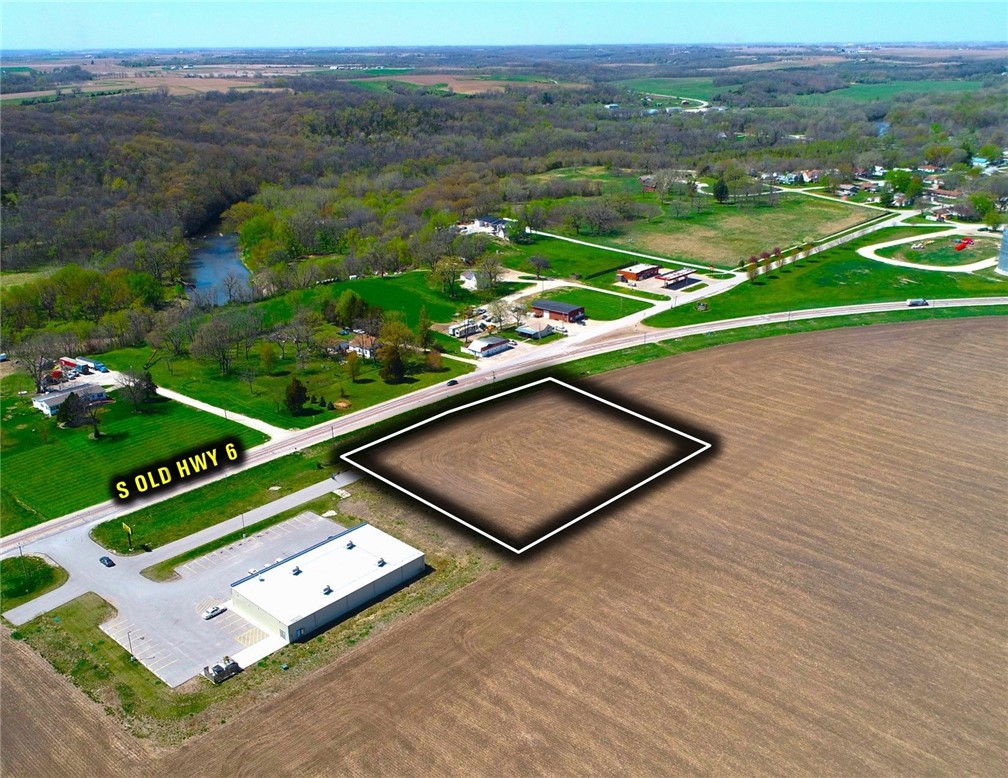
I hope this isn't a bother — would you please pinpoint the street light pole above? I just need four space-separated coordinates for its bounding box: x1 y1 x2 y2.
127 630 134 660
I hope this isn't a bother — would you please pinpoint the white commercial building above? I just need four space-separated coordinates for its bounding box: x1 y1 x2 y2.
230 523 425 644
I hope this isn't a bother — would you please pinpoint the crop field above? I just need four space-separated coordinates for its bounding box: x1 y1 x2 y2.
875 235 1001 266
0 375 267 535
349 73 580 94
794 79 985 104
613 76 736 100
353 380 692 548
591 195 878 268
13 317 988 774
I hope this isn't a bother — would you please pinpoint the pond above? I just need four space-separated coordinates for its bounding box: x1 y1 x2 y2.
183 228 251 305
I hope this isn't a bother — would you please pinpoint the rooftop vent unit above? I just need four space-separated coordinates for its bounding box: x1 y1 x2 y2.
322 584 332 595
346 540 355 550
292 566 302 576
377 557 386 568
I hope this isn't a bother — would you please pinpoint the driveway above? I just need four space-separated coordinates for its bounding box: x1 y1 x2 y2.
3 473 360 687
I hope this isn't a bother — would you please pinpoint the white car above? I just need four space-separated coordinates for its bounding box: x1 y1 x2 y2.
202 605 225 620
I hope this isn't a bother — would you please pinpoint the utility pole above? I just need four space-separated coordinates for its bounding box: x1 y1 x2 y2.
127 630 135 661
17 543 28 582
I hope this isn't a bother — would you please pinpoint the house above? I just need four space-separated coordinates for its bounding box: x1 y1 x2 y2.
776 172 799 185
32 382 108 417
800 169 822 184
638 175 658 193
348 335 378 360
464 335 511 358
615 263 661 283
604 103 620 110
892 192 909 207
472 216 509 238
872 165 888 177
531 299 586 322
459 269 491 291
837 183 860 197
515 323 554 340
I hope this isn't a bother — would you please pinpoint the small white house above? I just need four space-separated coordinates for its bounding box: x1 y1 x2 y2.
348 335 378 360
465 335 511 359
32 382 108 417
459 269 491 291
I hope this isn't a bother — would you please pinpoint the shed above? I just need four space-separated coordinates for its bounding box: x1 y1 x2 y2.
530 299 585 322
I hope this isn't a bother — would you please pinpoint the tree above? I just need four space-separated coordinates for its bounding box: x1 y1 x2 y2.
191 315 239 375
425 350 443 372
488 298 509 330
432 256 463 298
116 368 157 413
712 176 729 204
260 342 278 375
415 306 433 351
11 332 60 393
983 208 1004 232
376 312 416 382
285 376 307 415
746 261 758 282
528 254 550 279
345 351 362 383
510 301 529 327
476 254 505 288
56 391 84 426
240 365 257 395
507 217 533 244
289 307 323 368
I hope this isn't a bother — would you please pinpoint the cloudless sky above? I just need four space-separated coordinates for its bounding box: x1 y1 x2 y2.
3 1 1006 51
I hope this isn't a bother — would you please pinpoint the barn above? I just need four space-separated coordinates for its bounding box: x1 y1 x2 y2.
615 263 661 283
531 299 585 322
465 335 511 358
229 523 425 644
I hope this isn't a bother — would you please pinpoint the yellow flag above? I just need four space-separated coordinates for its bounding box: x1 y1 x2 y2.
122 522 132 535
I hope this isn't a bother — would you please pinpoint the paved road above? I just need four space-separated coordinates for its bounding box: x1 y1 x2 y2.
856 225 1000 273
4 294 1005 558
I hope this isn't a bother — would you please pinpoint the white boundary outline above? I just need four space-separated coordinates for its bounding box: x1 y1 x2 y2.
341 377 712 554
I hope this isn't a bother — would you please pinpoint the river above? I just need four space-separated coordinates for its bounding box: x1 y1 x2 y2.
183 228 251 305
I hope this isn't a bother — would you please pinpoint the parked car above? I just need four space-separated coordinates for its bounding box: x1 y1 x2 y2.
906 298 929 307
447 379 459 386
99 556 115 568
202 605 225 620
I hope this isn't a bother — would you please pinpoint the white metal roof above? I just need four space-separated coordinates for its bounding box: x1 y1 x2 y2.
231 522 423 627
619 263 659 274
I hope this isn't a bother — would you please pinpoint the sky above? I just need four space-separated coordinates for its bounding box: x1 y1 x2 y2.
2 0 1007 51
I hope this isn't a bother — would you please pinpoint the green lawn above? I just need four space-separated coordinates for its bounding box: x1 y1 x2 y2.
0 555 68 611
502 236 684 291
97 343 475 431
794 79 985 104
256 271 529 329
526 286 653 321
92 443 333 553
0 375 267 535
140 493 344 581
582 194 879 268
875 236 1001 267
613 76 737 101
642 237 1008 329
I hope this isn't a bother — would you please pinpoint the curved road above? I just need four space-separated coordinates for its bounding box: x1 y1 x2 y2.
3 295 1005 556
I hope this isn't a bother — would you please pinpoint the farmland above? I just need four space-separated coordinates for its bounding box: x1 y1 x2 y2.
875 235 1002 266
16 317 999 774
613 76 736 100
794 79 986 104
0 375 267 535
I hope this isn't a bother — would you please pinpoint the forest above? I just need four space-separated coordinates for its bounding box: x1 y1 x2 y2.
2 46 1006 357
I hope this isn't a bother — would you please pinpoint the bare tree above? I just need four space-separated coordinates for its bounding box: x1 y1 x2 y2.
11 332 61 393
528 254 550 279
240 365 258 395
221 271 245 304
476 254 505 289
190 314 240 375
116 369 157 413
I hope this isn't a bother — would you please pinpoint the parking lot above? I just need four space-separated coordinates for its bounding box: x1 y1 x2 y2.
95 511 346 687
